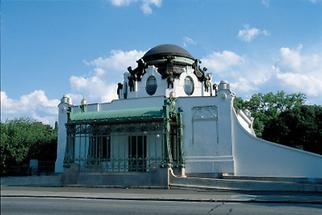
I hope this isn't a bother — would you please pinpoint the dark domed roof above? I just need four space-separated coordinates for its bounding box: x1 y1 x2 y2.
142 44 194 62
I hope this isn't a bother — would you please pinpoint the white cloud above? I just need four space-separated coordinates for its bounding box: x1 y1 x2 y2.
274 45 322 97
1 90 60 125
202 50 244 72
278 44 302 72
229 66 273 94
110 0 136 7
276 73 322 97
238 25 270 42
86 49 145 74
141 0 162 14
0 49 145 124
202 50 272 94
109 0 162 14
70 49 145 104
202 44 322 104
69 69 118 103
182 36 196 47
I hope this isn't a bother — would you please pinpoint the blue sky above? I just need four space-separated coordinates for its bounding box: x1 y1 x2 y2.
1 0 322 124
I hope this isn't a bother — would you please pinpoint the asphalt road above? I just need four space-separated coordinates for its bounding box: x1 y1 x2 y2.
2 197 322 215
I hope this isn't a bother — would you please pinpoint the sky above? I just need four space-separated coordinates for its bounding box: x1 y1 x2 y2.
1 0 322 125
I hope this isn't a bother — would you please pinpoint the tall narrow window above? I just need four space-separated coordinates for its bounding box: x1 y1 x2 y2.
128 136 147 171
101 136 111 160
89 136 110 161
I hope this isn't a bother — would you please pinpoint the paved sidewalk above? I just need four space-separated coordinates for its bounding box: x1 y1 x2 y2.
2 186 322 204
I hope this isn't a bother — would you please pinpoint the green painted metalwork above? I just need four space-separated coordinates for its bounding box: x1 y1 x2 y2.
163 102 172 167
64 119 166 172
69 107 163 123
63 99 185 173
177 110 184 168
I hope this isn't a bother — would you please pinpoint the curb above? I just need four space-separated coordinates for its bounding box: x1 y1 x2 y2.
2 194 322 204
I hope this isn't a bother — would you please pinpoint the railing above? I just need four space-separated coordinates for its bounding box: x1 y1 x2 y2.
64 120 184 173
66 157 166 173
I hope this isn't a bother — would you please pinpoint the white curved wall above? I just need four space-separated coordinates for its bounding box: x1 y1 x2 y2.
233 109 322 178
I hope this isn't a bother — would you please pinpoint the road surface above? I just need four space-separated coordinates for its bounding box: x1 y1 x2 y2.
2 196 322 215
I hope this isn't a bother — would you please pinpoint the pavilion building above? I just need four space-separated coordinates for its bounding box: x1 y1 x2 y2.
55 44 322 186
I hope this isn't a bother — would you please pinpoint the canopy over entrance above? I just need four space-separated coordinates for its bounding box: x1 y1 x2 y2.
68 107 164 124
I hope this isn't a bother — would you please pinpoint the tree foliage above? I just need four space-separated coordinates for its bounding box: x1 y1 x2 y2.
234 91 322 155
0 118 57 175
262 105 322 154
234 91 306 136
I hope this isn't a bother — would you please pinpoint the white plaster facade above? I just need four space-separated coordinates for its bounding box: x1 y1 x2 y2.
55 95 72 173
55 44 322 178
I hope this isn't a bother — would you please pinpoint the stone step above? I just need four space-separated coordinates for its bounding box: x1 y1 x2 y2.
220 176 322 184
170 176 322 192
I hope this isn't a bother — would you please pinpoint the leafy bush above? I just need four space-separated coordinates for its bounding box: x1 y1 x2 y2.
0 118 57 175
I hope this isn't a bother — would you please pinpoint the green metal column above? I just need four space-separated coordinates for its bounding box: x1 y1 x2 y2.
176 110 184 168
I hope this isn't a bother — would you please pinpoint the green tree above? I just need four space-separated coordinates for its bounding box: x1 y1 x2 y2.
234 91 322 155
0 118 57 175
234 91 306 136
262 105 322 155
